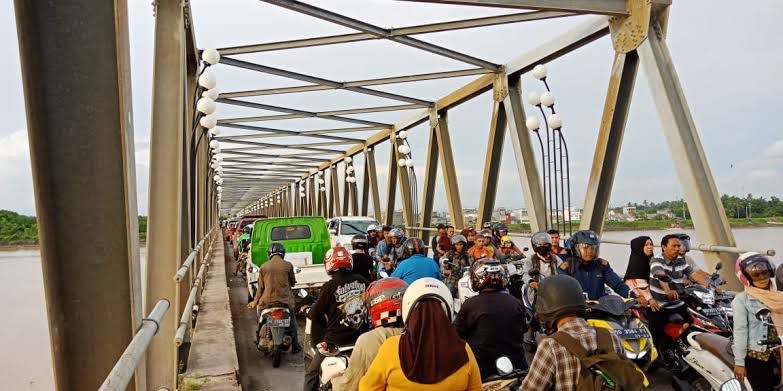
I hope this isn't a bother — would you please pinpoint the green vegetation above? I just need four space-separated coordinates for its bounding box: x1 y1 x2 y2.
0 210 149 245
506 216 782 234
628 194 783 220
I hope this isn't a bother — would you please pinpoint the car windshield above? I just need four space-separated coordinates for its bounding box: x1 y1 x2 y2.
271 225 312 241
341 220 377 235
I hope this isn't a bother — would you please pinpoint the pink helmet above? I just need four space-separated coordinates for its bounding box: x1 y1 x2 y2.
735 252 774 287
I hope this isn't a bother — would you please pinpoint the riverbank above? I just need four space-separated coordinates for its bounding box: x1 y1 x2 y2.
506 216 782 233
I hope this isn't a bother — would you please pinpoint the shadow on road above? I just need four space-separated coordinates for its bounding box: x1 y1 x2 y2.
224 242 304 391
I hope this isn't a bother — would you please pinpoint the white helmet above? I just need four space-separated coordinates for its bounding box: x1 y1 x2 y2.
401 277 454 324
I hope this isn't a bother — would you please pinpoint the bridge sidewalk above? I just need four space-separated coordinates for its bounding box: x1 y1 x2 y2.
182 240 242 390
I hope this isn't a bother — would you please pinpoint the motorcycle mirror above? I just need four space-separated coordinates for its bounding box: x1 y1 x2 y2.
715 262 723 271
495 356 514 376
379 271 389 279
294 267 302 274
528 269 540 277
523 247 529 252
719 378 742 391
755 308 772 321
297 289 308 298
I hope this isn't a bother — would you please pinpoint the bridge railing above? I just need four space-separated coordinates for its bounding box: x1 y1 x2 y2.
98 226 218 391
405 226 776 256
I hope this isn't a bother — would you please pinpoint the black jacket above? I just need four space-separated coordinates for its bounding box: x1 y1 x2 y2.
308 270 369 347
454 290 528 379
351 253 374 282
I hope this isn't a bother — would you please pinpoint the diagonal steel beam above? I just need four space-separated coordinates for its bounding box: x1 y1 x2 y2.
394 0 637 15
219 123 371 144
221 139 359 148
217 98 392 127
220 57 432 106
221 69 491 98
259 0 501 70
217 11 573 55
217 103 424 123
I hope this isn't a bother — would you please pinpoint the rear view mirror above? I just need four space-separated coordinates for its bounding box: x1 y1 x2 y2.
755 308 771 321
523 247 529 252
715 262 723 271
528 269 540 278
294 267 302 274
495 356 513 376
297 289 308 298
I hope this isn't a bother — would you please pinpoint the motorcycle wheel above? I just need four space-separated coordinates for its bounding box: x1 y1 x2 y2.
272 345 281 368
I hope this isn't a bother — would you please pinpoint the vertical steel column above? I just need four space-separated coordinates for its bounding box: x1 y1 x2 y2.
309 176 317 215
477 82 508 226
580 51 639 233
384 135 400 226
364 147 383 221
419 112 441 244
394 134 416 227
433 111 465 230
638 18 739 288
361 156 371 216
330 165 342 217
13 1 143 389
349 177 359 216
504 77 547 232
144 0 186 388
342 167 350 216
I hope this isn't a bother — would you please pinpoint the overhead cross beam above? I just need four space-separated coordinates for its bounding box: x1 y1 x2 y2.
221 68 492 98
217 98 392 127
258 0 502 70
218 123 368 144
214 125 384 140
217 10 573 55
218 103 423 123
217 137 346 154
220 57 432 106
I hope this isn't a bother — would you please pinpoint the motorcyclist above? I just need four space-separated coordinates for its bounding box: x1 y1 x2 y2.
386 228 407 264
375 225 393 257
491 223 509 248
497 235 524 263
305 246 369 391
440 234 471 296
547 229 570 260
455 259 528 379
468 231 496 261
675 233 714 290
522 232 559 291
235 225 253 276
332 278 408 391
366 224 382 249
391 237 441 285
648 234 695 351
558 230 637 302
350 234 374 281
246 243 302 354
521 275 643 390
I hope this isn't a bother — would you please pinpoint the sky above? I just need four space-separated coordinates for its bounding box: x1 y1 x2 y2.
1 0 781 216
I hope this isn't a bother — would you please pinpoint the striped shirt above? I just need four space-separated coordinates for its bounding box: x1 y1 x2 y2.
649 255 693 303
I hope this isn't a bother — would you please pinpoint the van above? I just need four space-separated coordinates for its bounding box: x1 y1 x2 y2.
246 216 331 299
326 216 380 251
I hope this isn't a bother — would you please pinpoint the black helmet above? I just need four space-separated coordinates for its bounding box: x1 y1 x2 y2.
676 233 691 253
400 237 426 261
351 234 369 251
571 230 600 260
535 275 587 333
496 223 508 234
268 242 285 259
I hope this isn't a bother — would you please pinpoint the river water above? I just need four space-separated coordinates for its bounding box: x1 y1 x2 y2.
1 227 780 389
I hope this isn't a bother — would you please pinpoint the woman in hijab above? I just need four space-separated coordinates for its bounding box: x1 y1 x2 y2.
732 253 783 390
623 236 659 311
359 278 481 391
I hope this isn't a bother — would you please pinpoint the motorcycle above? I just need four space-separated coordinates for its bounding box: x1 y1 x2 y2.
256 304 295 368
585 295 657 369
450 258 524 314
481 356 526 391
655 274 752 391
680 263 733 336
317 343 354 391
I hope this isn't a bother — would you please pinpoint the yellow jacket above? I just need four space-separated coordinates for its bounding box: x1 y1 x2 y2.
359 335 482 391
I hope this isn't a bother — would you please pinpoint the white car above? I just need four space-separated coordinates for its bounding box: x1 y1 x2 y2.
326 216 380 251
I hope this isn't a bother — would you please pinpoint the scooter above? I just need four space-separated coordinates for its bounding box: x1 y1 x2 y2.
481 356 526 391
656 274 752 391
584 295 657 369
256 304 294 368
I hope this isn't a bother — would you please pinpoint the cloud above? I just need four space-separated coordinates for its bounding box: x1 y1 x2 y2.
764 139 783 159
748 169 779 181
0 130 29 160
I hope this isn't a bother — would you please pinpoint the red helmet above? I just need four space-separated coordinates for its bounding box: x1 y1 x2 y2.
365 277 408 328
324 246 352 274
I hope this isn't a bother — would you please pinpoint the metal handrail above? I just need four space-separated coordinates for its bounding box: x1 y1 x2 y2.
175 258 209 346
404 225 776 256
99 299 170 391
174 226 216 282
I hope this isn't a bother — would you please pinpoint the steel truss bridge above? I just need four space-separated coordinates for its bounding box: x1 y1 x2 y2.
12 0 749 389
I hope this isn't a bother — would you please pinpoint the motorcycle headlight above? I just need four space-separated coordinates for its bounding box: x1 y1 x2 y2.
693 290 715 305
624 350 638 360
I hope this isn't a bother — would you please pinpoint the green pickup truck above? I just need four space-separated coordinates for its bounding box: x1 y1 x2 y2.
246 216 331 298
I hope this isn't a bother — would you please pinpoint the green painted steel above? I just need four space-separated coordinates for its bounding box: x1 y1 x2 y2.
250 216 330 267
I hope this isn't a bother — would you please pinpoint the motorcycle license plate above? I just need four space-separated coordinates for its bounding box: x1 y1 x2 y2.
269 318 291 327
613 328 649 339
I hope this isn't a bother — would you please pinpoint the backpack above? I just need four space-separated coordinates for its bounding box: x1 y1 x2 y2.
549 327 646 390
